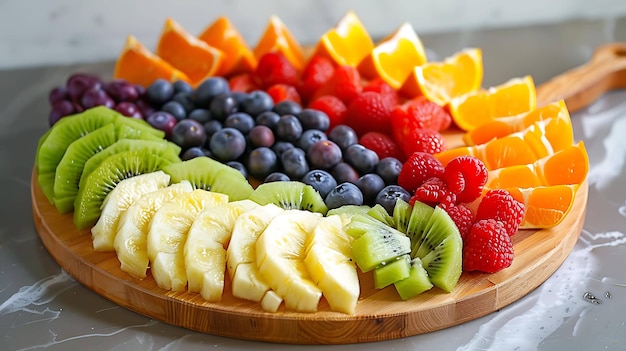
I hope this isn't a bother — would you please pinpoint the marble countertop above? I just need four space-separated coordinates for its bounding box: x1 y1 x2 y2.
1 17 626 350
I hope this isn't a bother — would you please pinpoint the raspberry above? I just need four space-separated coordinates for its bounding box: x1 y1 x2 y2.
344 91 393 136
313 65 362 105
463 219 514 273
475 189 525 237
229 73 259 93
359 131 404 161
391 96 452 133
443 156 488 204
439 202 474 239
397 152 444 193
396 128 446 158
253 52 299 89
308 95 347 131
363 78 399 106
298 55 335 103
266 84 301 104
409 177 456 208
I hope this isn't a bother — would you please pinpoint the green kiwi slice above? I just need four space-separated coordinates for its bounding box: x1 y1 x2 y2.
394 257 434 300
404 200 435 243
162 156 254 201
349 216 411 272
367 204 396 228
326 205 370 218
392 199 412 232
373 254 411 289
248 181 328 214
73 150 175 229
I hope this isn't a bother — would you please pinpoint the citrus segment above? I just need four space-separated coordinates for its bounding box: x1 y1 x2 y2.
312 11 374 67
358 22 427 89
253 16 305 71
198 16 257 77
400 48 483 105
156 18 225 86
113 35 190 87
505 184 578 228
449 75 537 131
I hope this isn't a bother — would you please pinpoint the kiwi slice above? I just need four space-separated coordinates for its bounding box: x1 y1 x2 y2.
114 116 165 139
248 181 328 215
350 218 411 272
367 204 396 228
392 199 412 232
326 204 370 218
162 156 253 201
73 150 174 229
404 200 435 243
394 257 434 300
373 254 411 289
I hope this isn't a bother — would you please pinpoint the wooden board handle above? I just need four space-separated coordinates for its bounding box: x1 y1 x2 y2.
536 42 626 113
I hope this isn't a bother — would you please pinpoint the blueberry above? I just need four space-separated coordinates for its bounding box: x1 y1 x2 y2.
376 157 403 185
271 141 294 158
203 120 222 140
224 112 255 134
189 108 212 124
355 173 386 206
210 127 247 162
273 100 302 116
280 147 309 179
256 111 281 130
297 108 330 131
226 161 248 178
181 147 209 161
195 77 230 108
328 125 358 150
161 100 187 121
171 119 206 150
240 90 274 117
296 129 327 152
172 91 196 112
343 144 379 174
173 80 193 94
145 79 174 107
301 169 337 199
248 125 275 148
325 183 364 210
331 162 360 184
275 115 303 142
265 172 291 182
376 185 411 215
307 140 342 170
246 147 278 180
210 93 239 121
146 111 177 138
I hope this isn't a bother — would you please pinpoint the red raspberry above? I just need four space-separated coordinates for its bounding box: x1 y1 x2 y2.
344 91 393 136
391 96 452 133
308 95 347 131
253 52 299 89
298 55 335 103
409 177 456 208
229 73 259 93
398 152 444 193
313 65 362 105
443 156 488 204
266 84 301 104
359 131 404 161
363 78 399 106
396 128 446 158
463 219 514 273
439 202 474 239
475 189 525 237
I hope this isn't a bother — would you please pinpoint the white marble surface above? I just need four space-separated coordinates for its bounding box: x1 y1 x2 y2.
2 0 626 69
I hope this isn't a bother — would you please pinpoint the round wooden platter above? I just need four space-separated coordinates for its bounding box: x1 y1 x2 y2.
30 42 626 344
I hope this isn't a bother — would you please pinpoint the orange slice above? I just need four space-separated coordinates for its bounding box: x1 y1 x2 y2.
449 75 537 131
357 22 427 89
400 48 482 105
505 184 579 228
253 15 305 71
435 116 573 169
312 11 374 67
486 141 589 189
113 35 190 87
198 16 257 77
156 17 224 86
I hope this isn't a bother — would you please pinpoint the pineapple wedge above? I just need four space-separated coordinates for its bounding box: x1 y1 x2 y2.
114 181 193 279
184 199 259 301
256 210 322 312
91 171 170 251
147 189 228 291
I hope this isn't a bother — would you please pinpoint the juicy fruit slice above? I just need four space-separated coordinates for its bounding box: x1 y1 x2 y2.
394 257 433 300
404 200 435 243
91 171 170 251
198 16 257 77
147 189 228 291
248 181 328 214
73 150 176 229
400 48 483 105
163 156 253 201
449 75 537 131
502 184 579 229
253 16 305 71
114 35 190 87
312 11 374 67
184 199 259 301
373 255 411 289
256 210 323 312
114 182 194 279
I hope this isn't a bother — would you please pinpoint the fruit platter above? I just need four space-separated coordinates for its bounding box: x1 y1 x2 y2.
31 12 605 344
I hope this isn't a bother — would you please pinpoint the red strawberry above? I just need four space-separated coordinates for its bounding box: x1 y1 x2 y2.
253 52 299 89
344 91 393 136
409 177 456 208
397 151 444 193
313 65 362 105
266 84 301 104
391 96 452 133
363 78 399 106
308 95 347 131
299 55 335 103
229 73 259 93
475 189 525 237
439 202 474 239
395 127 446 158
359 131 404 161
443 156 488 204
463 219 514 273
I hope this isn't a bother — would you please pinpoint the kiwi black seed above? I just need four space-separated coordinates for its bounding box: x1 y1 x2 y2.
248 181 328 215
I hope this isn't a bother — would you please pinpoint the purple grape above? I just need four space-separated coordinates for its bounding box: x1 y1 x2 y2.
49 86 69 104
210 128 247 162
105 80 139 102
332 162 360 184
49 100 75 126
171 119 206 150
307 140 342 170
146 111 177 137
135 98 155 118
66 73 102 101
248 125 275 148
80 87 115 109
134 84 146 97
325 183 364 210
114 102 142 119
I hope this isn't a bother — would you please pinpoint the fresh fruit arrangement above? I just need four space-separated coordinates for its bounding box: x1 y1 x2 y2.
36 11 589 316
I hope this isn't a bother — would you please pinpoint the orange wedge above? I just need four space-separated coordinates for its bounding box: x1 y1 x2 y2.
253 16 305 71
156 17 225 86
358 22 427 89
505 184 579 228
435 116 573 169
312 11 374 67
400 48 483 105
198 16 257 77
113 35 190 87
449 75 537 131
486 141 589 189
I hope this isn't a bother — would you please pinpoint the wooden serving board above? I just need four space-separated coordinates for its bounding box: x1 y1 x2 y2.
30 43 626 344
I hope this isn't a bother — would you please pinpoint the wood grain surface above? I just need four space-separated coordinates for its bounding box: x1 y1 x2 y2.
30 42 626 344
